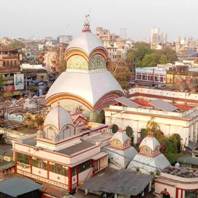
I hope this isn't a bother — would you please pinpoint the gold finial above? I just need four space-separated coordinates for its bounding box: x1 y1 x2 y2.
146 117 158 136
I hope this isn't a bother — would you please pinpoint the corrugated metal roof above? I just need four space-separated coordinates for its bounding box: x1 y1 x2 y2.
115 97 140 108
151 99 177 112
0 177 42 197
83 169 152 196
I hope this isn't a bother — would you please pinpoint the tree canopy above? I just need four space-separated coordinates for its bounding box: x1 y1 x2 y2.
107 60 132 89
127 42 177 67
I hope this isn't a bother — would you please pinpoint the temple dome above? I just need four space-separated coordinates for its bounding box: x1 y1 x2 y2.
46 71 123 109
46 18 123 111
110 130 131 150
44 105 72 133
140 136 160 152
67 31 103 55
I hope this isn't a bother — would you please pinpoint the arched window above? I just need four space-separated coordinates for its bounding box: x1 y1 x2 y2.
112 124 119 134
126 126 133 137
126 126 134 145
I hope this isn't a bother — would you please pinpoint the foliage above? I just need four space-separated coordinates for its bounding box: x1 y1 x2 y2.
8 40 25 49
107 60 132 89
23 113 44 129
144 120 182 164
126 42 177 67
140 128 147 139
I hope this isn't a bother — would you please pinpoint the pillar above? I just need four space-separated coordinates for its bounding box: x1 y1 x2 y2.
68 167 72 193
47 161 50 179
29 156 32 174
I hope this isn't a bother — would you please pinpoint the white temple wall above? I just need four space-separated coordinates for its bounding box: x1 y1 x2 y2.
52 99 90 116
49 172 68 184
105 109 192 146
32 166 47 178
155 182 176 198
14 143 71 165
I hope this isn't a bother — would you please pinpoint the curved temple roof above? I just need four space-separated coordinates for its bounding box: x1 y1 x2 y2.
46 70 123 107
67 31 104 55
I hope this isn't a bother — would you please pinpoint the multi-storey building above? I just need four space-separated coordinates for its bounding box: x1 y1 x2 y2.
0 47 22 96
96 27 133 62
150 28 167 50
105 87 198 146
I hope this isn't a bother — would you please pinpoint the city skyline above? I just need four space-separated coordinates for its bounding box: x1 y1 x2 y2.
0 0 198 41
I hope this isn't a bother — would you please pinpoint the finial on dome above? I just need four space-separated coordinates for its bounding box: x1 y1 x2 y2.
82 14 91 32
146 117 159 136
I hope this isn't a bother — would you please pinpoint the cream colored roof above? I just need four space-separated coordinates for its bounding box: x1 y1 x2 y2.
46 70 123 107
44 106 72 131
67 31 103 55
140 136 160 151
111 130 130 143
127 153 170 173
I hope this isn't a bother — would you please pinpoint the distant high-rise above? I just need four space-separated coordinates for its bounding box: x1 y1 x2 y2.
150 28 167 50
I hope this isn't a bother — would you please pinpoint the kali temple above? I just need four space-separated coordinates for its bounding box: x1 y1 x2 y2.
11 19 198 198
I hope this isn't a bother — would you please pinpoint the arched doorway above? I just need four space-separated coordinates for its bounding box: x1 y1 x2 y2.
112 124 119 134
126 126 134 145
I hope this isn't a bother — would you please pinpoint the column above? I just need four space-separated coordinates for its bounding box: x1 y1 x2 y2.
47 161 50 179
29 156 32 174
68 167 72 193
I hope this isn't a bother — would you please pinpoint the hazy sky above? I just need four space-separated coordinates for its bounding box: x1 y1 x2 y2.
0 0 197 41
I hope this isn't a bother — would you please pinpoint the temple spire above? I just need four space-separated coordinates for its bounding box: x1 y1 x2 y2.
82 14 91 32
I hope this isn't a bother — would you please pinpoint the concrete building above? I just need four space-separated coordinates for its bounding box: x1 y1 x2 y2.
135 67 167 86
150 28 167 50
0 47 22 96
155 166 198 198
105 87 198 146
13 105 109 193
57 35 72 44
96 27 133 62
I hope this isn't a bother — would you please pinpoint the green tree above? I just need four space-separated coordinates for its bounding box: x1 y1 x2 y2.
159 54 168 64
126 43 177 67
8 40 25 49
161 47 177 63
140 53 160 67
127 42 152 66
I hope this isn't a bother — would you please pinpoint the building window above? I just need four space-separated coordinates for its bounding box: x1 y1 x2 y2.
51 163 68 176
78 161 91 173
17 153 29 164
32 158 47 170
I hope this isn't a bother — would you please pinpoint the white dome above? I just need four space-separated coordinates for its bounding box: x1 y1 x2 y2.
111 130 130 143
67 31 103 55
140 136 160 151
44 106 72 131
46 70 123 107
